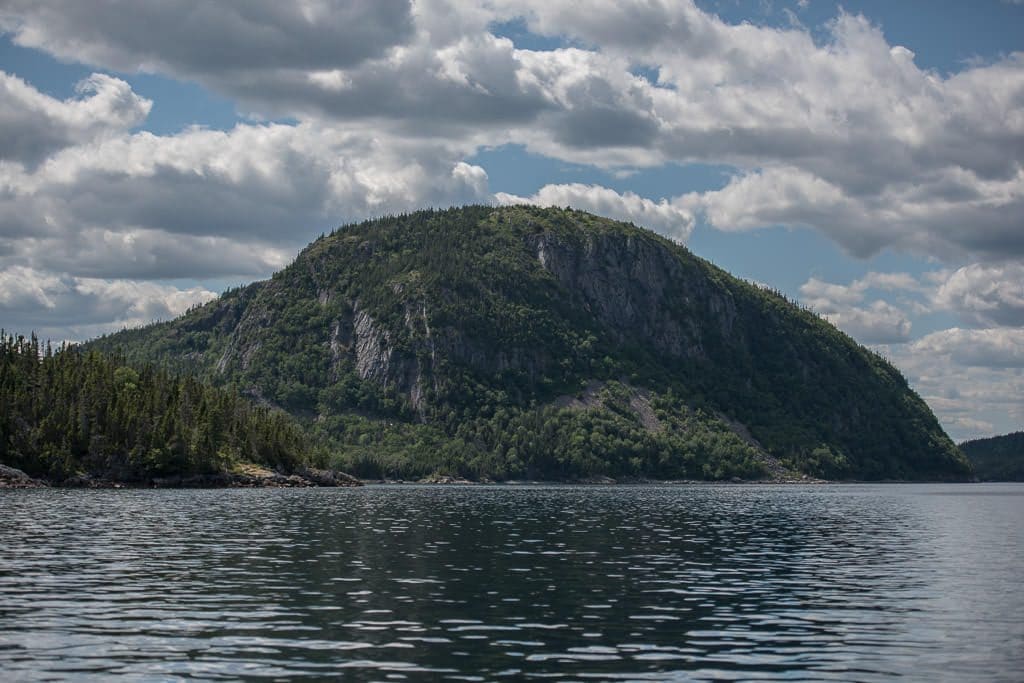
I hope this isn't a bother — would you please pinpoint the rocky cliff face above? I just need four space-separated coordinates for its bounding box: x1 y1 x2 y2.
529 230 734 360
257 227 732 411
223 226 729 414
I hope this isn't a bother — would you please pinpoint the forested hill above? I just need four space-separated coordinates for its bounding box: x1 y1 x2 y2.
89 205 970 482
959 432 1024 481
0 332 324 485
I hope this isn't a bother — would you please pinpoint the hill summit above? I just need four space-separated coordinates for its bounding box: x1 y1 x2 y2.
92 205 970 481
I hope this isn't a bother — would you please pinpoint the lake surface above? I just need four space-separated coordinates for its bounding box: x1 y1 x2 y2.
1 484 1022 681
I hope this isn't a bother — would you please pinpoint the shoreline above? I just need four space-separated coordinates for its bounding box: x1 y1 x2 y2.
2 464 978 489
0 464 362 490
363 477 829 486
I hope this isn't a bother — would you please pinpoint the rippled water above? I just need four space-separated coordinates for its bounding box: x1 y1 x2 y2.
1 484 1022 681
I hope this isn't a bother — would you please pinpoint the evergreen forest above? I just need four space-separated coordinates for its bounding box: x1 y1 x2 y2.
1 332 313 483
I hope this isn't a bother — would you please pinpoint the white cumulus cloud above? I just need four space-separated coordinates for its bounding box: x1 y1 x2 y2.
0 266 217 340
496 183 695 241
910 328 1024 368
935 263 1024 327
0 72 151 165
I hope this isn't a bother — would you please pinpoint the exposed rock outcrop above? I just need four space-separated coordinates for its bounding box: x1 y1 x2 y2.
0 464 49 489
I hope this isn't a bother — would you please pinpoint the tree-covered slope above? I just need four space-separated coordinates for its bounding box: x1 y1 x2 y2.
89 205 970 481
0 332 314 483
959 432 1024 481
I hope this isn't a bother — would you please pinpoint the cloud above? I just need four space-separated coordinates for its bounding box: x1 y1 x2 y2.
687 164 1024 260
0 1 414 75
910 328 1024 368
934 263 1024 327
883 336 1024 440
2 2 1022 261
859 271 926 293
798 271 927 307
503 0 718 54
0 75 492 281
5 229 293 281
0 265 62 310
821 300 912 344
496 183 695 241
243 32 553 130
798 273 920 343
0 72 151 165
0 2 548 131
505 6 1024 261
802 266 1024 332
511 7 1023 170
797 267 1024 436
0 265 216 340
799 276 868 308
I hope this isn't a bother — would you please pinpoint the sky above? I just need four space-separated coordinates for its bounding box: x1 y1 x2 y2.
0 0 1021 441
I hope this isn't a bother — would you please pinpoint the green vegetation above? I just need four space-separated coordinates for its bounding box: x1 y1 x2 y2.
88 205 971 481
307 382 766 481
0 332 313 482
960 432 1024 481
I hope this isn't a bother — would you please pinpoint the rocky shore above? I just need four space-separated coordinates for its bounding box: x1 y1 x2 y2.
2 462 827 489
0 463 361 489
363 473 826 485
0 464 50 488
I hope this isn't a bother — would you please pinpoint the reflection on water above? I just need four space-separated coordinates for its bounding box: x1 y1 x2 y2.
1 484 1022 680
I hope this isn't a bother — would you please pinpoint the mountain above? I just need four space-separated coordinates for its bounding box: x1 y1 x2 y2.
959 432 1024 481
89 205 970 482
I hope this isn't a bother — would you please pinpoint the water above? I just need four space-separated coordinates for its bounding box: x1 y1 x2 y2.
1 484 1021 681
